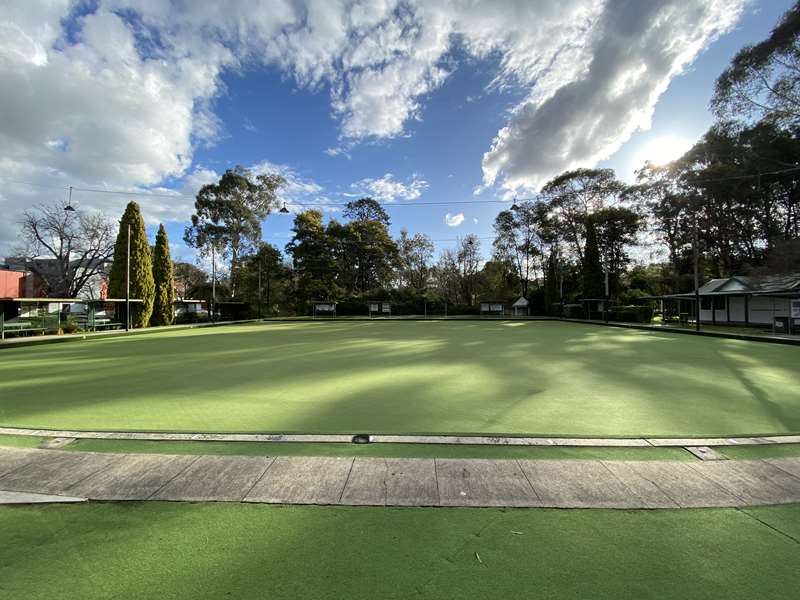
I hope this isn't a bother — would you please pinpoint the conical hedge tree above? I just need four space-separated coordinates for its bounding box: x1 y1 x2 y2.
108 202 154 328
582 217 605 300
151 224 175 326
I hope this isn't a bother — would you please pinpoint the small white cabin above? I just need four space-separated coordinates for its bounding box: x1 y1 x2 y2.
512 297 529 316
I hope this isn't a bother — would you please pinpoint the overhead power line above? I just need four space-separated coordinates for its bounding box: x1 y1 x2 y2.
4 164 800 209
1 178 516 207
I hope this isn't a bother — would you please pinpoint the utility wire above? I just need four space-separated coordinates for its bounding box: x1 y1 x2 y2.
4 164 800 208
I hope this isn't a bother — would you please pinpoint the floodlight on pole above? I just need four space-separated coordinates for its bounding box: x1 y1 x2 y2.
125 222 130 331
279 202 290 214
510 197 519 211
693 209 701 332
211 243 216 322
63 186 76 211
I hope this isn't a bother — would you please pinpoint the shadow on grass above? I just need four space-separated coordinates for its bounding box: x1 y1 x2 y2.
0 321 798 437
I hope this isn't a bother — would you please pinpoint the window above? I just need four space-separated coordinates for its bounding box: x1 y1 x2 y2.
701 297 712 310
714 296 726 310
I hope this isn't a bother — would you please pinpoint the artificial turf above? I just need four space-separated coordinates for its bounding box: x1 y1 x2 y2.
54 437 695 460
0 433 44 448
1 320 798 437
719 443 800 460
1 502 799 599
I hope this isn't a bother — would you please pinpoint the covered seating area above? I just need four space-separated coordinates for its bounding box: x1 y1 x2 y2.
644 274 800 334
0 298 142 339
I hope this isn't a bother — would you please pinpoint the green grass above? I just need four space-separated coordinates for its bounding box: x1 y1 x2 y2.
0 434 44 448
720 443 800 460
57 438 693 460
1 502 799 599
1 320 798 437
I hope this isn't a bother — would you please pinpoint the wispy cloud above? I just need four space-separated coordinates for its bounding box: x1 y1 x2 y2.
445 212 464 227
350 173 428 202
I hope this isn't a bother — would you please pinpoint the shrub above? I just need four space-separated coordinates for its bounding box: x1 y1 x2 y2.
613 305 654 324
563 303 586 319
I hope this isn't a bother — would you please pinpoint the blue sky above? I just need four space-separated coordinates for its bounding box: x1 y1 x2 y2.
0 0 794 264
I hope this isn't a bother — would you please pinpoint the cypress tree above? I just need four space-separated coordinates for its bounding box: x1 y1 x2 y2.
544 250 559 314
151 224 174 326
582 217 605 299
108 202 155 328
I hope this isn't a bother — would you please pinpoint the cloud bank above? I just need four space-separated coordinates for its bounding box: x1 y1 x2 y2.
0 0 745 251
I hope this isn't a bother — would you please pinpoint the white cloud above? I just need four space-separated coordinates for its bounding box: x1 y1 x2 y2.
473 217 479 224
481 0 745 193
243 117 257 133
0 0 745 255
445 212 464 227
251 161 335 213
350 173 428 202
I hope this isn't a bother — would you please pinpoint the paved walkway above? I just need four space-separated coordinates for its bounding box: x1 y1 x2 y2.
2 447 800 508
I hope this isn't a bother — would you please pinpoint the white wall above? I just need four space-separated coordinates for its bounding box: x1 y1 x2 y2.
729 296 746 322
749 296 790 325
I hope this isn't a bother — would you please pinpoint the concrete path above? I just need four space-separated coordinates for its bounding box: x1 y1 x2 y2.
2 447 800 509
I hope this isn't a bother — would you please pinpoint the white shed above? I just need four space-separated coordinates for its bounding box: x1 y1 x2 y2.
512 296 529 316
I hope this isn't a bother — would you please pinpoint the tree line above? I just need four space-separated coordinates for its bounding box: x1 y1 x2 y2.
13 2 800 322
174 2 800 316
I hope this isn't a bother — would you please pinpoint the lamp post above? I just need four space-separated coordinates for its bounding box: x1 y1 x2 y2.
211 243 216 322
63 193 130 331
125 222 131 331
64 186 76 212
692 211 700 332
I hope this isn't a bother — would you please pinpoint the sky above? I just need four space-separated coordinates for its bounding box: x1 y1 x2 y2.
0 0 795 265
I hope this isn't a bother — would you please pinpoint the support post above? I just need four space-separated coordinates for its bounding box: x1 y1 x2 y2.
211 244 216 322
125 222 130 331
692 212 700 332
745 294 749 327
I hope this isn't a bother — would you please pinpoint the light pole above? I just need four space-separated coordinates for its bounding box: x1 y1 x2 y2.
692 211 701 332
211 243 216 322
62 187 132 330
125 222 130 331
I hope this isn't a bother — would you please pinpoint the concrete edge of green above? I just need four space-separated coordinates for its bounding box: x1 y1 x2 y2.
559 318 800 347
3 315 798 351
3 433 800 461
0 318 263 350
3 426 800 446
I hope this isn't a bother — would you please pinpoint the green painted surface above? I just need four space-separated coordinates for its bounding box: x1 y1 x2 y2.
0 434 44 448
59 438 693 460
1 321 798 436
720 443 800 460
1 503 799 599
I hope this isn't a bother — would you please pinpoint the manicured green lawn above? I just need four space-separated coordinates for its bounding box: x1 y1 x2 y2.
1 502 799 599
53 437 694 460
1 320 798 437
720 443 800 460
